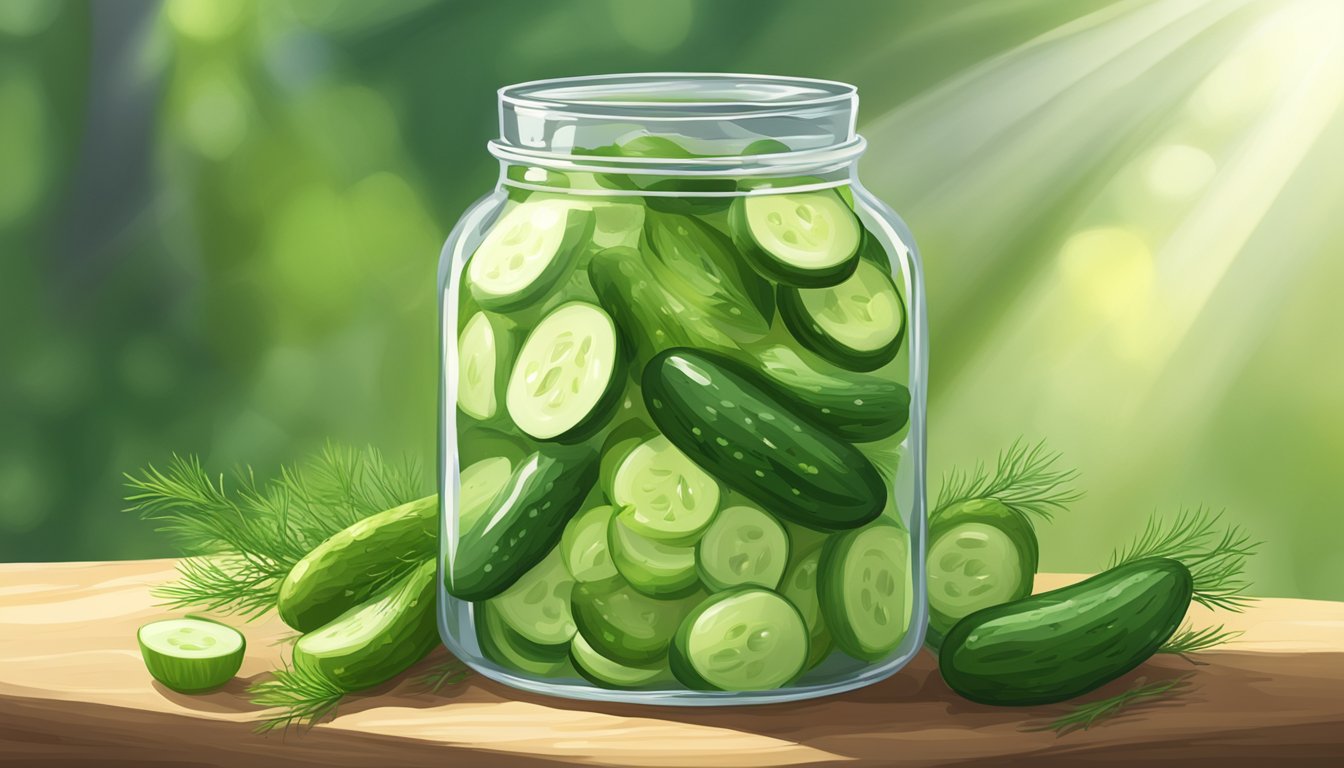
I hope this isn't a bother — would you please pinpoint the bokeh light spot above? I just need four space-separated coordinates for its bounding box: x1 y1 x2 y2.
1058 228 1153 322
0 67 49 226
166 0 247 41
609 0 692 53
181 66 250 160
0 0 62 36
1145 144 1216 201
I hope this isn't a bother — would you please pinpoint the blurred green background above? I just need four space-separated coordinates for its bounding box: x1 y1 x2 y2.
3 0 1342 600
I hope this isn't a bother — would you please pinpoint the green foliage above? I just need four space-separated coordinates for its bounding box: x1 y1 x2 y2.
248 660 348 733
1110 508 1259 612
1039 674 1194 735
935 438 1082 522
1157 624 1242 655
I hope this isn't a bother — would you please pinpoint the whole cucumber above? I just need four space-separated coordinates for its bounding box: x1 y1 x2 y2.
293 558 438 691
278 495 437 632
938 557 1192 705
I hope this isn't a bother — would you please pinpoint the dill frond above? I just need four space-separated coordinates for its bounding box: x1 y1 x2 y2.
1110 507 1260 611
1158 623 1242 655
1038 674 1193 735
935 438 1082 522
417 660 472 693
248 662 347 733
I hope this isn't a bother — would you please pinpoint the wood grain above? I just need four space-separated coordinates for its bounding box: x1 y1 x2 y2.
1 559 1342 766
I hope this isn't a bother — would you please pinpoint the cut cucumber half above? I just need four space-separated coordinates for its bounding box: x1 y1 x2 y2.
560 504 619 583
779 258 906 372
456 311 516 422
611 435 720 544
780 547 828 652
571 576 705 665
926 499 1038 648
138 618 245 693
609 510 700 597
491 547 576 646
467 199 592 312
477 602 573 678
570 632 668 689
506 302 621 441
669 589 808 691
730 190 861 287
457 455 512 533
819 520 911 661
695 505 788 591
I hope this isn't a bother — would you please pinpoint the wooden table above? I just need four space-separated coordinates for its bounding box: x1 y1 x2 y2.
2 559 1342 766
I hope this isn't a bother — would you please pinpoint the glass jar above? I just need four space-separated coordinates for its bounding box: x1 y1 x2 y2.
438 74 927 705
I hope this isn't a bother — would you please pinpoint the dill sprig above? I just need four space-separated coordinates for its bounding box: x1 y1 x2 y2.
935 438 1082 522
1039 674 1194 735
124 444 426 618
417 660 472 693
1158 623 1243 655
1110 507 1259 611
248 661 348 733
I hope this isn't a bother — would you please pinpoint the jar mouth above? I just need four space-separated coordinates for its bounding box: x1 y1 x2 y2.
500 73 857 117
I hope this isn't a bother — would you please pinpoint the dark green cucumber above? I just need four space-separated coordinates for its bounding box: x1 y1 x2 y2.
939 557 1193 706
754 345 910 442
642 349 886 531
293 558 438 691
571 575 705 665
448 445 598 601
278 496 437 632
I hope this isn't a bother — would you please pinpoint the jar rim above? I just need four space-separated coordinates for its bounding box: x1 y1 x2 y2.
499 72 857 117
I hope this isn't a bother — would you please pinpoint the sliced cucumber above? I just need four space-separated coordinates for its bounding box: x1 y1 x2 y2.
526 192 644 250
491 547 576 646
560 504 619 583
456 311 517 422
477 602 574 678
609 510 700 597
598 418 656 500
730 190 861 287
611 435 720 544
456 424 530 469
458 456 513 533
669 589 808 691
138 618 246 693
780 546 830 667
571 576 705 665
926 499 1038 648
570 632 668 689
779 258 906 372
819 520 911 661
695 505 788 591
467 199 592 312
506 302 621 442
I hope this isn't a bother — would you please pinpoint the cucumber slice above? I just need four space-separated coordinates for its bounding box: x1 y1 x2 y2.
730 190 861 287
669 589 808 691
477 602 574 678
506 302 621 441
695 505 788 591
780 546 829 666
138 618 245 693
609 509 700 597
492 547 576 646
467 199 592 312
779 258 906 372
926 499 1038 647
458 456 512 533
598 418 656 500
571 576 705 664
560 504 619 583
456 311 517 422
611 436 721 544
570 632 668 689
819 520 911 661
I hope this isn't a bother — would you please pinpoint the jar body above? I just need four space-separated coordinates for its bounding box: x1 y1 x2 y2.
437 79 926 705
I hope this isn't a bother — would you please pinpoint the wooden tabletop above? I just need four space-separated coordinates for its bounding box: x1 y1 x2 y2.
1 559 1342 766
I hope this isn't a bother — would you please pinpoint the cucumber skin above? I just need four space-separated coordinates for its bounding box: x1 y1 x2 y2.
777 273 906 373
728 194 860 288
755 346 911 442
138 619 245 693
571 576 705 665
448 445 598 601
293 558 438 691
939 557 1193 706
477 603 574 678
278 496 438 632
469 203 594 313
643 349 886 531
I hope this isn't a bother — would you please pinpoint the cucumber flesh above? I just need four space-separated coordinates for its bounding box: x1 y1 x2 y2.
780 547 829 664
138 618 246 693
670 589 808 691
731 190 861 287
926 499 1038 645
611 436 720 544
820 520 911 661
780 258 905 372
458 456 512 533
598 418 655 500
560 504 619 583
467 199 591 311
457 311 515 422
695 505 788 591
477 602 574 678
570 632 668 689
609 509 700 597
506 302 620 441
491 547 576 646
571 576 705 665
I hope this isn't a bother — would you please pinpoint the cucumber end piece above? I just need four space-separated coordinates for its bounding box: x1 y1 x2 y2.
138 618 246 694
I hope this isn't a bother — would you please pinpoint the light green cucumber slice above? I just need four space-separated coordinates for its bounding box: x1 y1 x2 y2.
609 509 700 597
819 520 912 661
695 505 788 591
570 632 668 689
571 576 705 665
610 435 720 544
456 311 516 422
477 602 573 678
560 505 619 583
506 302 621 441
491 547 576 646
779 258 906 372
138 618 245 693
599 418 656 500
780 547 833 670
458 455 512 533
670 589 808 691
467 199 592 311
730 189 861 287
